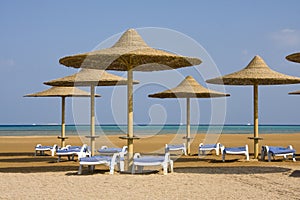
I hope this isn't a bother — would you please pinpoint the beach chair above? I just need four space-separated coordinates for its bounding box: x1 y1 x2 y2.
78 153 124 175
97 145 128 158
35 144 58 156
165 143 187 155
131 153 173 175
56 144 90 162
198 143 222 156
221 145 249 162
261 145 296 162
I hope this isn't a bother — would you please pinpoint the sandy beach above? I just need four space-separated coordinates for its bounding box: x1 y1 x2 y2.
0 134 300 199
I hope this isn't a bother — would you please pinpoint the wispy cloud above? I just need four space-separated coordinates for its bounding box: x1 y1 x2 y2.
270 29 300 47
0 58 15 66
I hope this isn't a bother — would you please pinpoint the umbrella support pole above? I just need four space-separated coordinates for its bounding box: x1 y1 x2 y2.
253 84 259 159
186 98 191 155
61 97 66 147
90 85 96 156
127 69 134 169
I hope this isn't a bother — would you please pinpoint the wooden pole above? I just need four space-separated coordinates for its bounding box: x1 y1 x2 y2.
61 97 66 147
253 84 259 159
127 68 134 168
186 98 191 155
90 85 95 156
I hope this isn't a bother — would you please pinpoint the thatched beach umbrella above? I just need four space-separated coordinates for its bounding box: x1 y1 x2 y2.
286 52 300 63
149 76 229 155
206 55 300 158
58 28 201 165
288 90 300 95
25 86 100 147
44 69 138 156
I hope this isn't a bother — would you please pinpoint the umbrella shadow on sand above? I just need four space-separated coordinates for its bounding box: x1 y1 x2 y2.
289 170 300 177
175 166 291 175
0 166 79 173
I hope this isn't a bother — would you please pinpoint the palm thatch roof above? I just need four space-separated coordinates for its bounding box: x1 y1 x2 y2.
286 52 300 63
59 29 201 71
44 69 139 87
149 76 229 98
24 86 100 97
288 90 300 95
206 55 300 85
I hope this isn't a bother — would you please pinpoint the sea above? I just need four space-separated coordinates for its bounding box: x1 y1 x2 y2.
0 124 300 136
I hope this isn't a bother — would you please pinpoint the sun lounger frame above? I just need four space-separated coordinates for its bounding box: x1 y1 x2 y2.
35 144 57 156
221 145 249 162
261 145 296 162
56 144 90 162
165 143 187 155
78 153 124 175
198 143 222 156
131 153 173 175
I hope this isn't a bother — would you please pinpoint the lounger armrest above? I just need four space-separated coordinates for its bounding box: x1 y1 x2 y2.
199 143 203 148
164 152 171 162
100 146 108 150
288 145 294 150
36 144 42 148
60 147 69 150
122 146 128 154
133 153 141 159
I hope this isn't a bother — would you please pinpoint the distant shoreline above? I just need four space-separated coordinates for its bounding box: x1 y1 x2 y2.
1 124 300 136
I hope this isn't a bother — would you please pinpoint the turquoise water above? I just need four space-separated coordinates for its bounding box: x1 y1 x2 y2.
0 124 300 136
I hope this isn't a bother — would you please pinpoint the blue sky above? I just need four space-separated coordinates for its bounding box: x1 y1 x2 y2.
1 1 300 125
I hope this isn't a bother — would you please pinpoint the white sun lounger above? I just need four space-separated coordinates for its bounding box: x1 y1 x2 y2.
222 145 249 162
56 144 90 162
199 143 222 156
261 145 296 162
78 153 124 175
131 153 173 175
97 145 128 157
35 144 57 156
165 143 187 155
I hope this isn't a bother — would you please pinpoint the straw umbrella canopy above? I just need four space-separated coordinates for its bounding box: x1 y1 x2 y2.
149 76 229 155
44 69 139 156
206 55 300 158
25 86 100 147
288 90 300 95
58 28 201 165
286 52 300 63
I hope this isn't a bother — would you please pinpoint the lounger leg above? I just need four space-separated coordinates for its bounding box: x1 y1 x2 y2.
78 165 83 175
216 148 219 156
58 156 61 162
260 147 265 161
222 153 225 162
137 166 143 173
245 153 249 161
283 155 287 160
109 163 115 175
169 160 174 173
131 164 136 174
119 161 125 172
87 165 94 173
183 148 187 156
268 153 272 162
163 163 168 175
292 154 296 162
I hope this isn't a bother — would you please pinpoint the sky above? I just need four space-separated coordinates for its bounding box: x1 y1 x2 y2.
1 0 300 125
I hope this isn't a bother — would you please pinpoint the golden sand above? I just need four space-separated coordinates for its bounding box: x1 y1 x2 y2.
0 134 299 199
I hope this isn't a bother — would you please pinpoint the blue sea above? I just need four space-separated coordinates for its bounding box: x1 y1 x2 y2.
0 124 300 136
